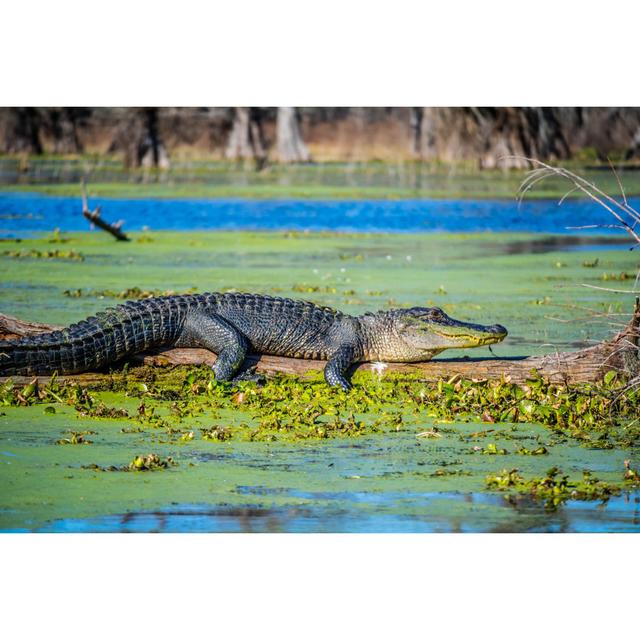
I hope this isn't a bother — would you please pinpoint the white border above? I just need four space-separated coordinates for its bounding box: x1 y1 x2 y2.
2 1 640 105
2 534 639 638
2 1 640 635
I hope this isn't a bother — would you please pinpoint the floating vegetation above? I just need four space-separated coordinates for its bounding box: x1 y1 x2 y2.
2 248 84 261
515 445 549 455
600 271 634 281
63 286 198 299
486 466 621 508
47 228 71 244
531 296 552 305
623 460 640 485
55 430 95 445
2 363 640 446
291 284 337 294
201 426 233 442
2 227 640 531
0 376 129 419
416 429 441 438
431 468 473 477
78 401 129 419
82 453 176 472
128 453 176 471
476 443 509 455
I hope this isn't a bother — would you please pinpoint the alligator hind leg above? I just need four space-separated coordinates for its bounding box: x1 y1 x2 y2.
177 311 249 382
325 344 355 391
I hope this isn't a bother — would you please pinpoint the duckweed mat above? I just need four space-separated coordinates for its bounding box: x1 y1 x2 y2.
1 230 639 531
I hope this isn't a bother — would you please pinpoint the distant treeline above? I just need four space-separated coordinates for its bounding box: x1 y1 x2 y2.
1 107 639 168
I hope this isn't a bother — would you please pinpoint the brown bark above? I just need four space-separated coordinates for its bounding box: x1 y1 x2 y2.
225 107 267 167
1 303 638 387
276 107 310 163
46 108 85 154
107 108 170 169
0 107 43 154
409 107 423 157
0 315 61 340
420 107 571 169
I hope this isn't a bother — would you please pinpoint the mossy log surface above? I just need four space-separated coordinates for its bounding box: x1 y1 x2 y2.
1 302 638 387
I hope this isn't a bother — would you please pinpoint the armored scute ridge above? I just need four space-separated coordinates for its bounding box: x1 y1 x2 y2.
0 292 507 390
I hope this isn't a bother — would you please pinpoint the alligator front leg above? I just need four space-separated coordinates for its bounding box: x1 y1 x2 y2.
177 311 249 382
324 344 355 391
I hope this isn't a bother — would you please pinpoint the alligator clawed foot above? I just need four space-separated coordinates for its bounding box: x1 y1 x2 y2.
230 368 266 386
336 380 352 393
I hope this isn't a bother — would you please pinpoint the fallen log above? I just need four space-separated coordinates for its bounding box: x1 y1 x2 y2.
1 302 639 387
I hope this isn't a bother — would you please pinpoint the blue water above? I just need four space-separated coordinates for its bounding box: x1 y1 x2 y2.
28 492 640 533
0 193 633 235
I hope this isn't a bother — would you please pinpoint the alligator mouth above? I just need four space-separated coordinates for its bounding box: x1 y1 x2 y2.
431 324 508 347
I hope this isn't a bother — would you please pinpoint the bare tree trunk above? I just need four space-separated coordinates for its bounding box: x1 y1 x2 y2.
409 107 423 157
47 108 84 154
276 107 310 163
108 108 170 169
419 107 572 168
0 108 43 154
225 107 252 159
225 107 267 167
138 108 170 169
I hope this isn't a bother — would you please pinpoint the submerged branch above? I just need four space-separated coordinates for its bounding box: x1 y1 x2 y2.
81 181 130 241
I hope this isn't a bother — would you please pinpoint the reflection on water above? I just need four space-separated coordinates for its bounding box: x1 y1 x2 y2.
37 491 640 533
0 158 531 190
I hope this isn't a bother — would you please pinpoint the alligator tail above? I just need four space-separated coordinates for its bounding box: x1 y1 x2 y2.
0 298 186 377
0 322 119 376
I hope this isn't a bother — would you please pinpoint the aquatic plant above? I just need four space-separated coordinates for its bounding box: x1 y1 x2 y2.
63 286 198 300
55 430 94 445
128 453 176 471
2 248 84 261
2 363 639 447
486 466 621 508
82 453 176 472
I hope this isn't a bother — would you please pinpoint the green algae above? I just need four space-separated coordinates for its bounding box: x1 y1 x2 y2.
1 230 638 358
2 229 640 531
1 367 639 530
1 391 637 531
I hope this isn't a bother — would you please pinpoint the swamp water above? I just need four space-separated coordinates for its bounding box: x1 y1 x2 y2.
1 194 639 532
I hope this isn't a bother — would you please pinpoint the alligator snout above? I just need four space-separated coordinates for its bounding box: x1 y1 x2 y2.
489 324 508 337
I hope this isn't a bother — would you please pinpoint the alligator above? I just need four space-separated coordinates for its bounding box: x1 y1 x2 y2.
0 293 507 390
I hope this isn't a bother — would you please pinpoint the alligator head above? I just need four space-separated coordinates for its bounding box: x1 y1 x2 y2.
360 307 508 362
